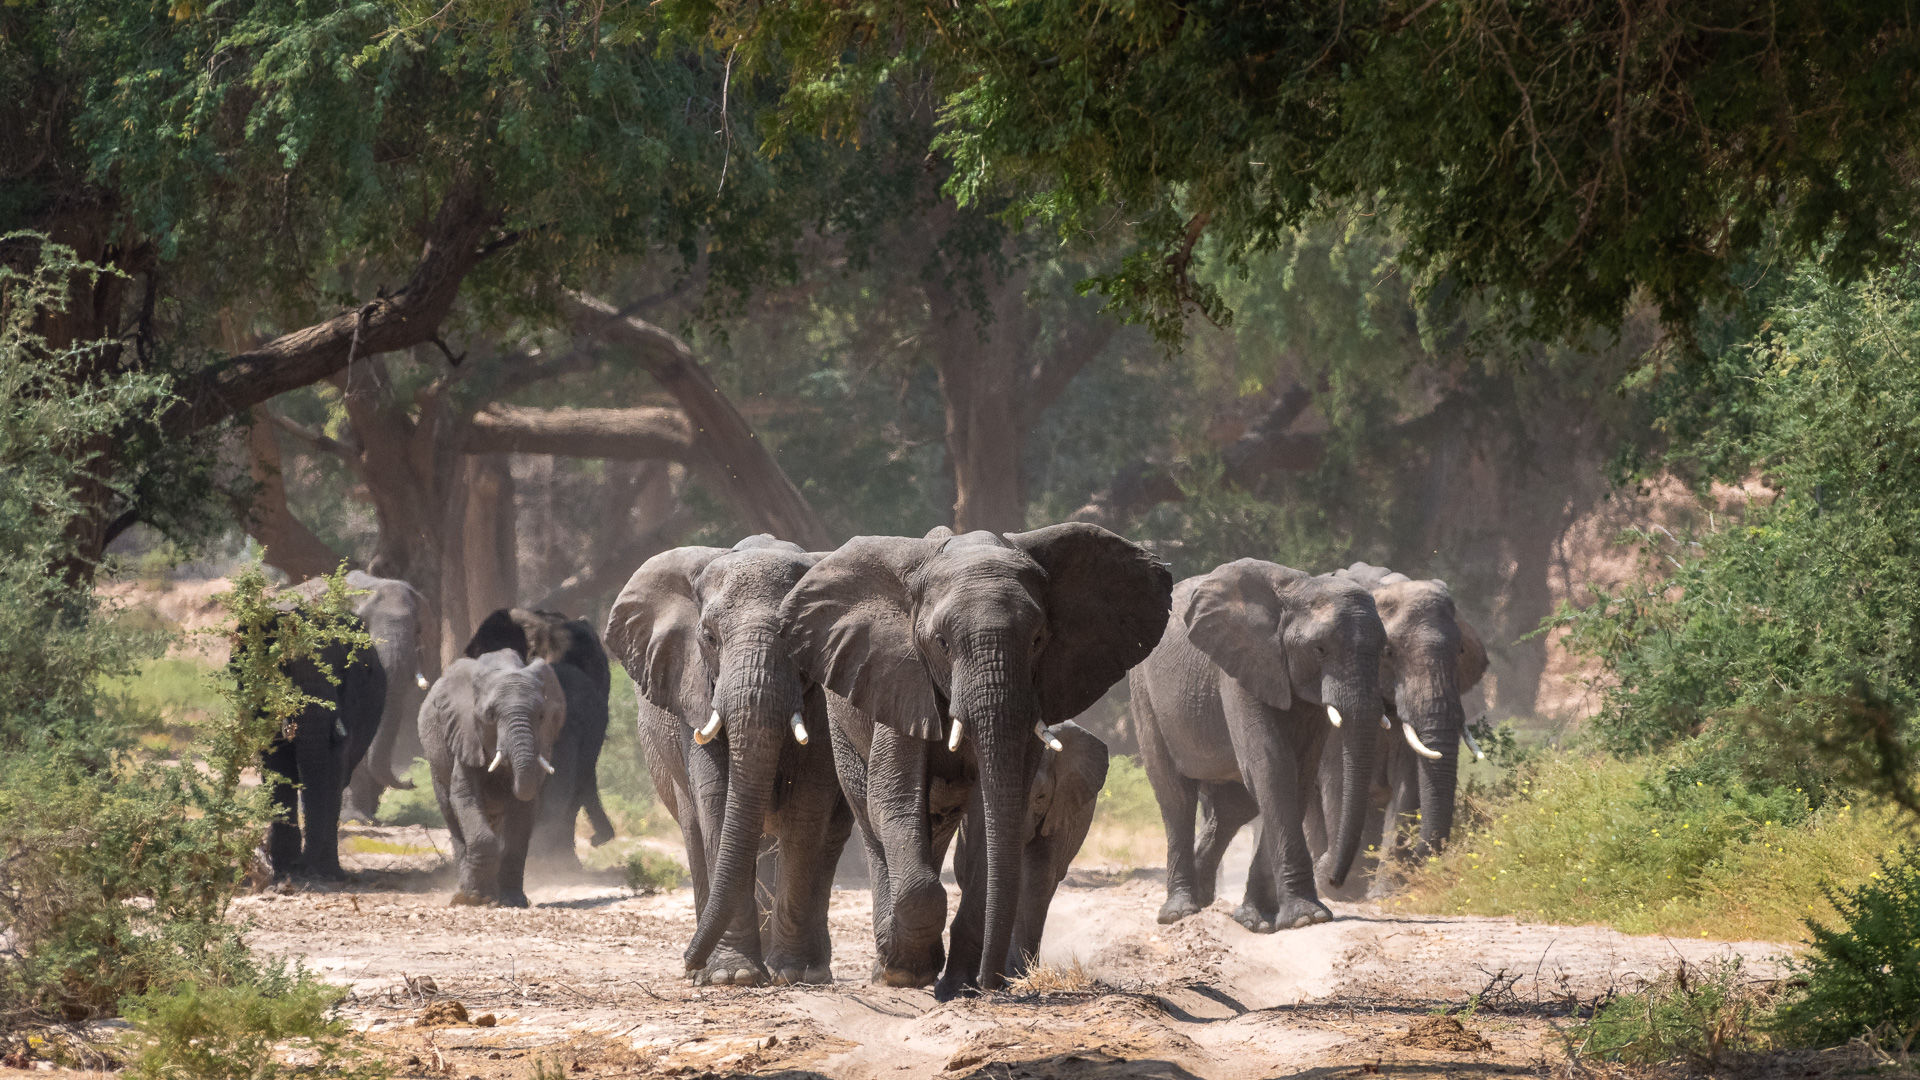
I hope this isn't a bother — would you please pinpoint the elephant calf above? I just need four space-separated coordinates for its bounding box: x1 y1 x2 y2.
418 649 566 907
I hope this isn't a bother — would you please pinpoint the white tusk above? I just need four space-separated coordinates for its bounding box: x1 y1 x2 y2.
947 717 964 753
1403 722 1444 760
1325 705 1343 728
1463 728 1487 761
790 710 809 745
488 750 504 772
695 710 722 746
415 672 430 690
1034 720 1064 752
537 755 555 775
1380 713 1392 730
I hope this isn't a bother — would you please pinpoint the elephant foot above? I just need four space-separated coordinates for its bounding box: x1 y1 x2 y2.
872 962 938 989
690 945 768 988
1157 892 1203 925
295 862 349 883
449 890 496 907
589 824 615 847
339 802 377 826
933 973 977 1002
1235 897 1332 933
497 889 530 908
767 951 831 986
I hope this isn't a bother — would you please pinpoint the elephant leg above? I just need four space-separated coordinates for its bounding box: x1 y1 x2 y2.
496 797 535 908
1304 732 1340 863
261 741 302 878
295 724 349 879
527 744 584 873
685 731 765 985
828 717 894 976
938 793 989 1000
640 711 707 908
865 724 944 987
1194 781 1258 908
1135 691 1203 925
446 769 502 905
765 773 850 986
1223 699 1329 932
433 775 468 869
341 761 382 824
582 767 615 846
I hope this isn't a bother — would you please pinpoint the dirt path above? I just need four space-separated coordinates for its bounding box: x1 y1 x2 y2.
241 827 1792 1080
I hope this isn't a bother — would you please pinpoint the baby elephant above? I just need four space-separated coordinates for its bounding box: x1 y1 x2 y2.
418 649 566 907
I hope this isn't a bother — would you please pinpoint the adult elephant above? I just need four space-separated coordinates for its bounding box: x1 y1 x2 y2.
1296 563 1488 895
464 608 615 870
947 720 1109 986
249 611 389 880
284 571 438 823
605 535 853 987
417 648 566 906
781 523 1171 997
1129 560 1385 933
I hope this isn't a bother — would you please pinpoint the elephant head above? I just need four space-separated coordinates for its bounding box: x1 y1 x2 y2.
1341 563 1487 858
605 535 821 974
780 523 1171 992
1180 559 1387 887
436 650 568 804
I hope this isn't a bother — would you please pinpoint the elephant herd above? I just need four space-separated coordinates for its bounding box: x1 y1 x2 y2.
249 524 1486 1000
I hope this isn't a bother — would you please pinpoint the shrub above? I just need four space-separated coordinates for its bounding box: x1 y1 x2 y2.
1572 957 1777 1068
120 975 387 1080
1401 751 1908 940
625 848 684 894
375 759 446 828
1774 845 1920 1050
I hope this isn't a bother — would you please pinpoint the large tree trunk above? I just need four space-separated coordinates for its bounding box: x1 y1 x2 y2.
461 454 518 630
241 413 348 582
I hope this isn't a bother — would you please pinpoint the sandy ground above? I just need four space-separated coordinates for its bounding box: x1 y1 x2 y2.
221 825 1796 1080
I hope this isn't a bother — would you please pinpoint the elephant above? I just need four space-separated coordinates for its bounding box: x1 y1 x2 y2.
604 535 853 987
948 720 1109 984
1292 563 1488 896
248 611 389 880
1127 559 1386 933
289 571 440 824
464 608 616 870
780 522 1171 997
417 647 567 906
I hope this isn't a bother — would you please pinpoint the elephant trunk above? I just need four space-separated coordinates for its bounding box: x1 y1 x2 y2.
1401 666 1464 859
683 644 794 971
503 713 542 803
1324 667 1383 887
365 638 419 791
959 644 1032 991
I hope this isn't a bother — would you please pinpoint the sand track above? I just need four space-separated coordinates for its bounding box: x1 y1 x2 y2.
239 827 1791 1080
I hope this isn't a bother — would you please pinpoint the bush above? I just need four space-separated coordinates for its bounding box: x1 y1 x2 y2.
121 975 386 1080
1572 957 1777 1068
1401 751 1908 940
1774 845 1920 1050
375 758 445 828
625 848 684 894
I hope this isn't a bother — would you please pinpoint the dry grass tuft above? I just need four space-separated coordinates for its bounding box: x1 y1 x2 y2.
1006 958 1099 996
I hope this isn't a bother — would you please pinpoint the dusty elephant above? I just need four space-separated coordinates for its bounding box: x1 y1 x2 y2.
464 608 615 870
289 570 440 823
1292 563 1488 896
605 536 852 987
245 611 389 880
1129 559 1386 933
417 648 566 906
781 522 1170 997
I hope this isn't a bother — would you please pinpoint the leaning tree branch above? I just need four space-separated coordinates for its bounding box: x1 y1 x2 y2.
559 292 835 551
164 179 502 439
266 411 363 466
462 405 697 461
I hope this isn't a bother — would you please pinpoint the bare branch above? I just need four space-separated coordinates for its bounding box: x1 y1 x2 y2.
462 405 696 461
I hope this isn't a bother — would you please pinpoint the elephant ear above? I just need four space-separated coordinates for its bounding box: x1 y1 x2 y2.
435 657 494 769
528 658 568 753
1007 523 1174 724
1182 558 1308 710
779 535 946 741
1035 722 1109 841
1456 614 1490 691
604 547 729 727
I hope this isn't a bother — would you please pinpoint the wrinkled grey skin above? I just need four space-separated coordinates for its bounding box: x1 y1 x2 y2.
782 523 1170 998
417 649 566 907
946 721 1109 985
250 613 388 880
1284 563 1488 898
334 573 439 822
1129 560 1386 933
464 609 615 870
606 536 853 988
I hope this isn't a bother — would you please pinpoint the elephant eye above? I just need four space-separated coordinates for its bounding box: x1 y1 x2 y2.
701 627 717 646
934 632 949 652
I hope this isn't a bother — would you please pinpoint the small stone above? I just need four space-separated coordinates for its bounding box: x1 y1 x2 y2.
762 1035 778 1049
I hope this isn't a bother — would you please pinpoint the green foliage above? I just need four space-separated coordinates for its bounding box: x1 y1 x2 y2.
623 848 684 895
1775 846 1920 1049
1402 751 1910 941
1573 957 1776 1068
375 759 445 829
1092 755 1159 832
121 975 386 1080
1562 262 1920 809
